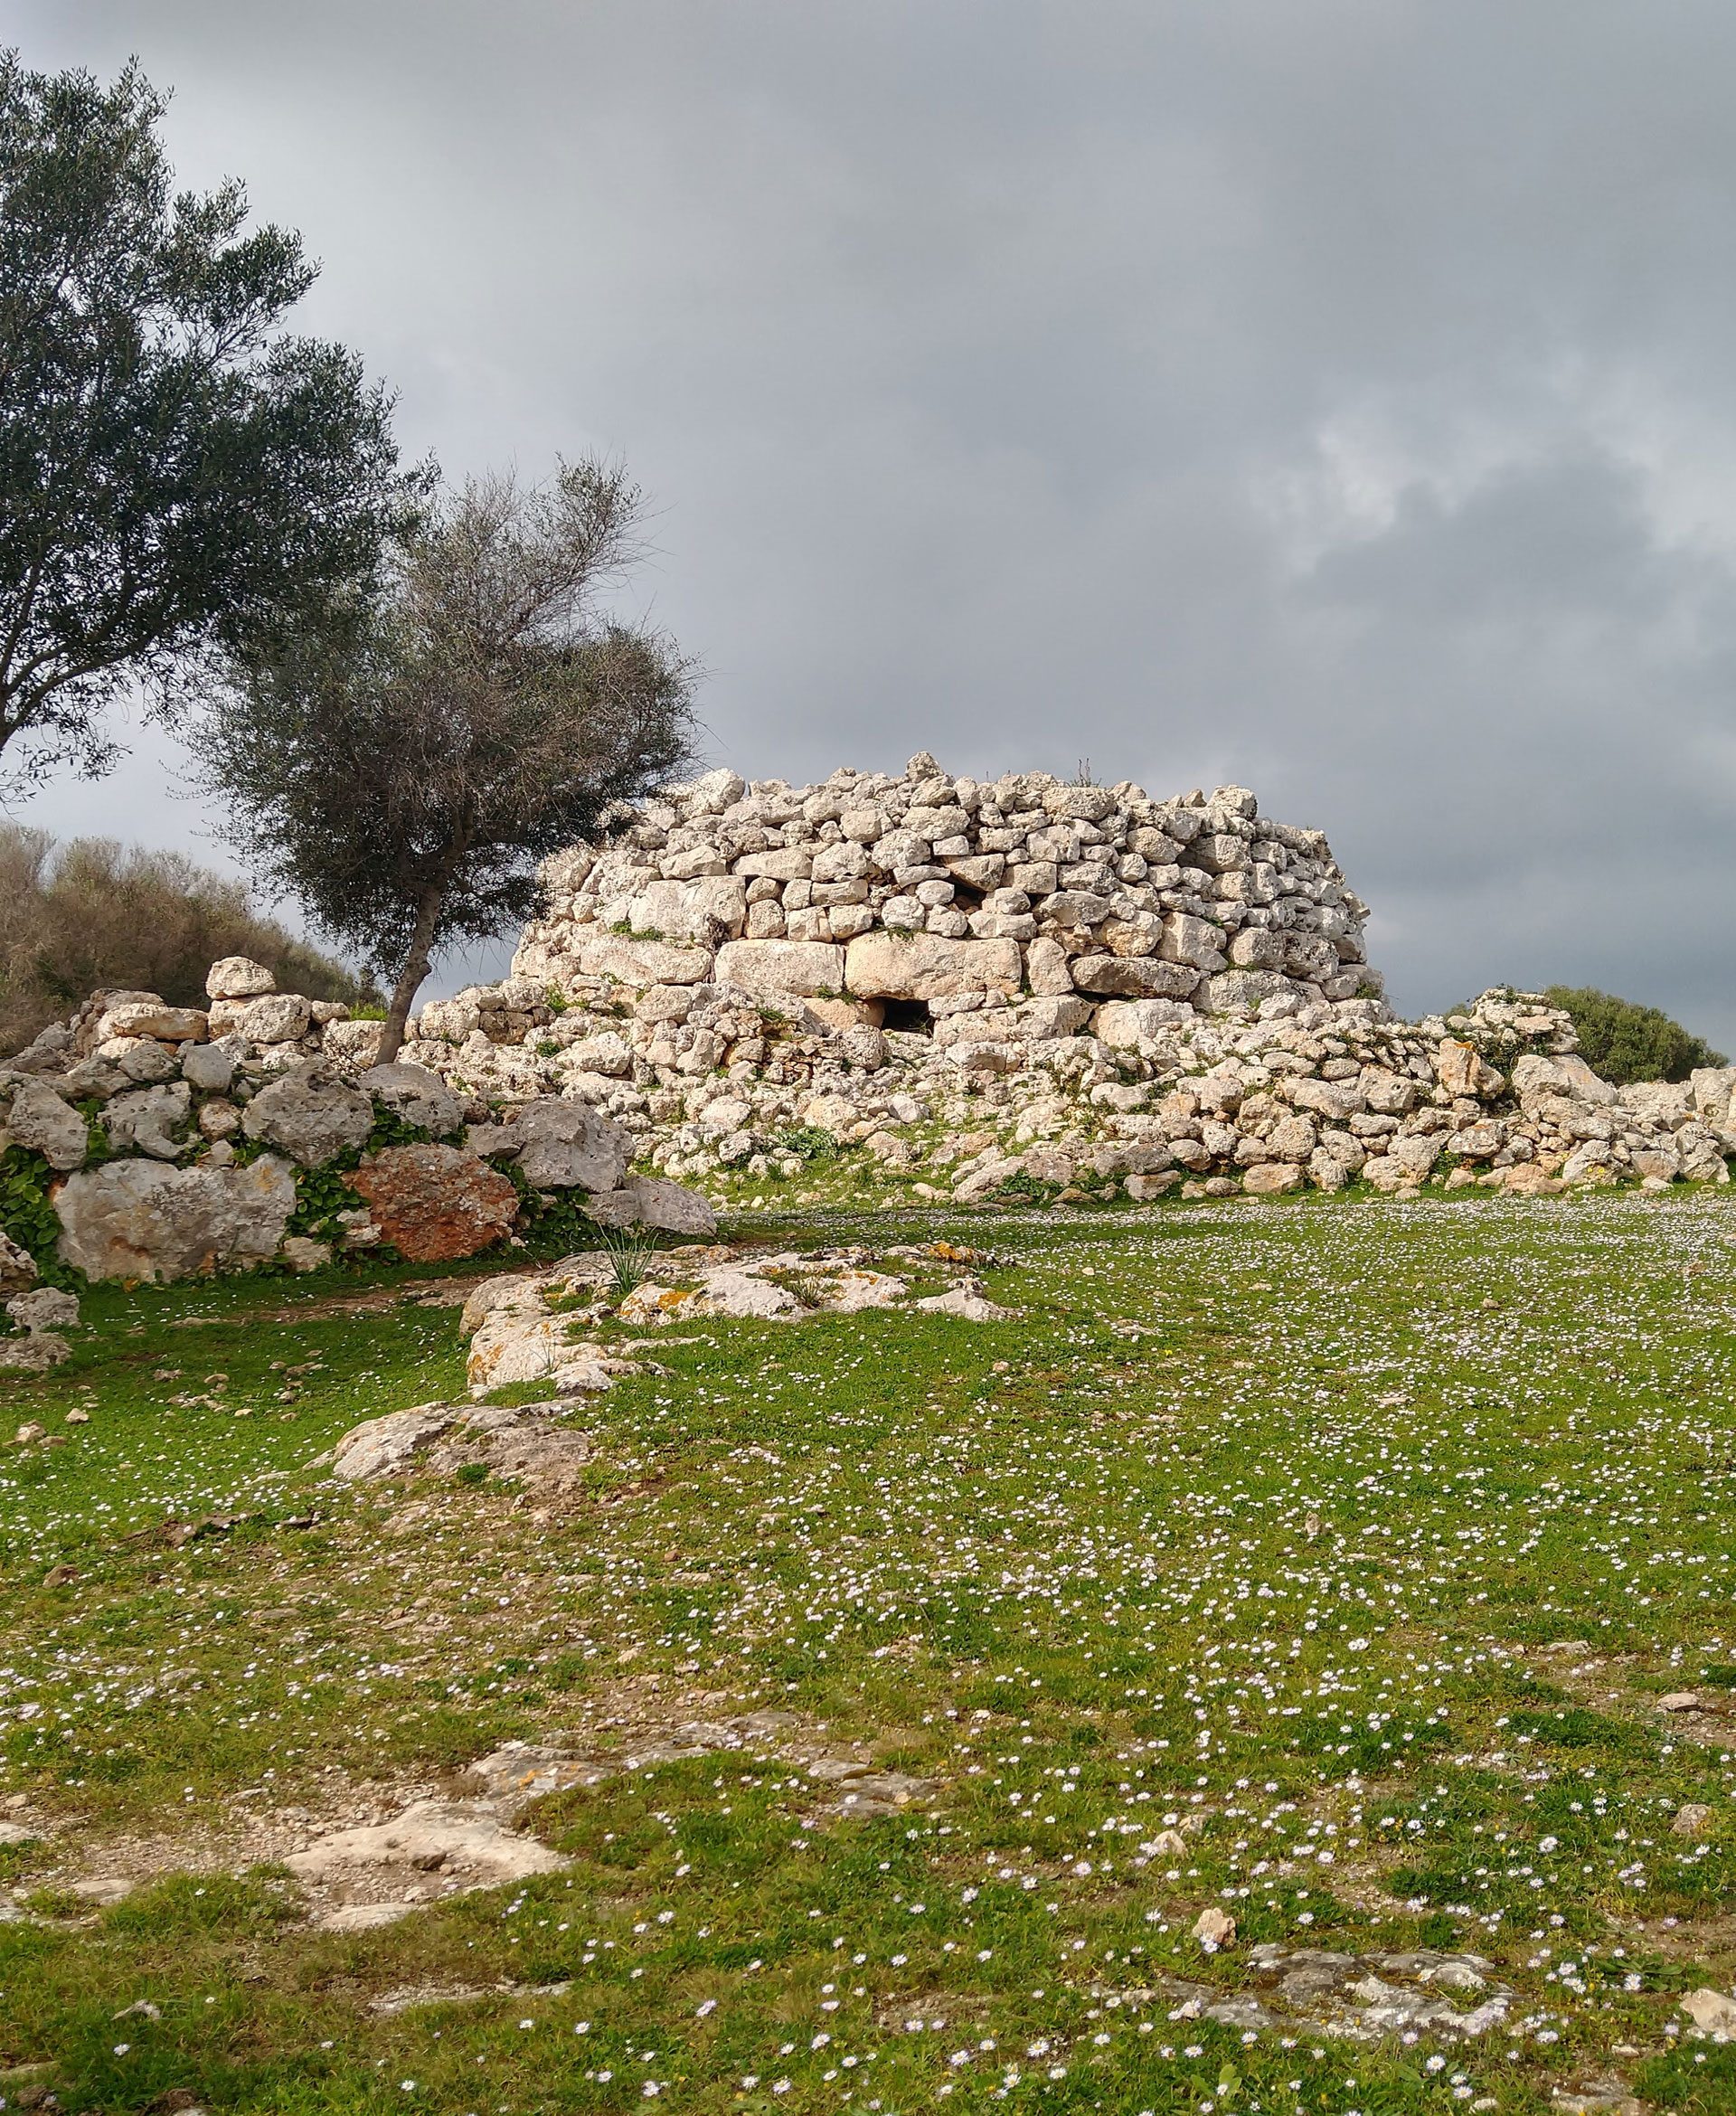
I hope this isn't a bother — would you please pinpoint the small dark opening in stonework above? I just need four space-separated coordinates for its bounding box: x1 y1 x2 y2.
881 997 933 1036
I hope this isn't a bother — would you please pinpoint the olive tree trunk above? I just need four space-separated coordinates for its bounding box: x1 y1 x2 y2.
375 877 448 1065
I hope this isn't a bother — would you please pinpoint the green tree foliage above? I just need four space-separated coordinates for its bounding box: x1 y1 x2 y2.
0 53 415 785
191 459 698 1061
1544 985 1726 1084
0 824 376 1053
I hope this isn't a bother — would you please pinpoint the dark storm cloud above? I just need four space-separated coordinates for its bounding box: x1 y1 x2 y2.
13 0 1736 1034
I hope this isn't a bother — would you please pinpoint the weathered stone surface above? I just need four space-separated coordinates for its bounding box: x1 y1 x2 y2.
241 1068 376 1167
1162 914 1230 972
105 1036 184 1082
1243 1161 1305 1195
206 956 277 1000
1288 1076 1365 1120
0 1230 38 1293
1069 956 1201 1000
55 1155 297 1282
323 1018 386 1065
627 874 748 942
1681 1988 1736 2037
1207 969 1293 1011
496 1098 631 1192
712 939 844 998
0 1330 71 1370
844 933 1022 1001
282 1799 568 1902
181 1041 237 1093
1512 1053 1618 1109
97 1001 208 1044
620 1173 717 1235
1436 1039 1505 1100
1090 997 1195 1048
328 1402 464 1480
7 1286 79 1332
237 992 312 1044
103 1081 193 1159
359 1063 463 1138
345 1147 520 1261
5 1081 90 1170
575 932 712 986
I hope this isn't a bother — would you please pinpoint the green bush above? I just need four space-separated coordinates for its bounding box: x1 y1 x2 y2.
1544 986 1726 1085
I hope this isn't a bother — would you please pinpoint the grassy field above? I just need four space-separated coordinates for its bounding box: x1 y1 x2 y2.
4 1193 1736 2113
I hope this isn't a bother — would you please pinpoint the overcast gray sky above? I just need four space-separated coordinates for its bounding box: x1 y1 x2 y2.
12 0 1736 1035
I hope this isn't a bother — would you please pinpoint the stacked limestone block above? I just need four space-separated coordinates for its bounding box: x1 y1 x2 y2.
508 756 1378 1024
390 761 1736 1203
0 959 712 1288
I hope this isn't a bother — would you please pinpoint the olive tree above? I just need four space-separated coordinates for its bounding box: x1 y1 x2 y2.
191 459 698 1062
0 53 411 784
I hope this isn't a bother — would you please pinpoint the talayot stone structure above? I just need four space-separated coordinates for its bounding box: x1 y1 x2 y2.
5 762 1735 1268
511 756 1380 1019
387 758 1736 1202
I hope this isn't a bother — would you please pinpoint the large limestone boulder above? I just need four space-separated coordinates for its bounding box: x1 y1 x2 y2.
55 1156 297 1282
489 1097 631 1193
346 1146 520 1261
588 1173 718 1236
206 956 277 1000
241 1068 376 1167
1070 957 1200 1000
104 1082 193 1159
1206 969 1294 1012
5 1082 90 1170
1690 1066 1736 1130
627 875 748 943
233 993 312 1044
1093 997 1198 1049
97 1001 208 1044
1436 1039 1505 1101
1511 1053 1619 1110
359 1063 463 1138
712 940 844 999
844 933 1022 1002
574 933 712 986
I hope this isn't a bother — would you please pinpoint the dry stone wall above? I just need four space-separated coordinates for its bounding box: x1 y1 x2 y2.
510 755 1379 1021
5 763 1734 1290
0 959 714 1295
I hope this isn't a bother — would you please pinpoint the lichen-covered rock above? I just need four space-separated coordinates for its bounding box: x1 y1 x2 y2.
5 1081 90 1170
344 1146 520 1261
55 1155 297 1282
103 1081 193 1160
712 939 844 998
97 1001 208 1044
241 1067 375 1167
844 933 1022 1001
205 956 277 1000
358 1062 463 1138
492 1097 631 1193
